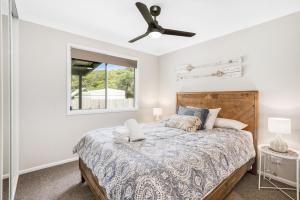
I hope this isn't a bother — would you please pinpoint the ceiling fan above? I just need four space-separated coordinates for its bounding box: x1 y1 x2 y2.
129 2 196 43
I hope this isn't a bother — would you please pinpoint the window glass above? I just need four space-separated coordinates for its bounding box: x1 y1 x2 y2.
107 64 135 109
69 50 136 112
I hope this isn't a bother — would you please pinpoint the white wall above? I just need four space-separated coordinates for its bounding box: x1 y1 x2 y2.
1 14 20 197
1 15 9 179
11 17 20 197
1 14 20 200
19 20 159 171
0 10 4 200
159 12 300 184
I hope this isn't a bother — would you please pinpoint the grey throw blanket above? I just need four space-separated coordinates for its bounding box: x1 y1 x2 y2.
73 122 255 200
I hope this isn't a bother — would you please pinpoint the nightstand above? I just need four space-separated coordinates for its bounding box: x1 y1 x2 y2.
258 144 299 200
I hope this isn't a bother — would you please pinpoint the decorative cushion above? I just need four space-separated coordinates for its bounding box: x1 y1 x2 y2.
214 118 248 130
165 115 201 132
177 106 209 130
187 106 221 130
205 108 221 129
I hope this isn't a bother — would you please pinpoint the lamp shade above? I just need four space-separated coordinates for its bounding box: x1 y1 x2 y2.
268 118 291 134
153 107 162 116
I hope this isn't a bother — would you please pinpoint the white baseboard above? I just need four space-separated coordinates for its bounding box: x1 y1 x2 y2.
258 170 298 188
2 174 9 179
19 156 79 175
3 156 79 180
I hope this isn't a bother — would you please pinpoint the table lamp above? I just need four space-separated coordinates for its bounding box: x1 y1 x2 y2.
153 108 162 121
268 117 291 153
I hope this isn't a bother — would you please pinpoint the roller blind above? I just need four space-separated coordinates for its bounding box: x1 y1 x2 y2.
71 48 137 68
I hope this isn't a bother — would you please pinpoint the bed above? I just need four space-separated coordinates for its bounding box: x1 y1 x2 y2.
74 91 258 200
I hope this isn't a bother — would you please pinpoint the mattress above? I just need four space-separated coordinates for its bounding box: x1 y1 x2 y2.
73 122 255 200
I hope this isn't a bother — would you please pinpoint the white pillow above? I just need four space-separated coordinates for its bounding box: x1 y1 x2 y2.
214 118 248 130
187 107 221 130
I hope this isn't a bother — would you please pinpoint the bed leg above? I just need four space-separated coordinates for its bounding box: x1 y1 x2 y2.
250 160 257 175
81 174 85 183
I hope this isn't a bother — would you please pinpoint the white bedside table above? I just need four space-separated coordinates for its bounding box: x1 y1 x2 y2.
258 145 299 200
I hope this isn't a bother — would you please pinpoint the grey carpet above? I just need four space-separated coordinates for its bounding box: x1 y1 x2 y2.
2 161 297 200
2 178 8 200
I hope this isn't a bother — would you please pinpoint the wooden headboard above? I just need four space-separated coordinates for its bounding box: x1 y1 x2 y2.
176 91 258 171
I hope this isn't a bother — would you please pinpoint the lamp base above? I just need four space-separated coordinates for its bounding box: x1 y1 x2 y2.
270 135 288 153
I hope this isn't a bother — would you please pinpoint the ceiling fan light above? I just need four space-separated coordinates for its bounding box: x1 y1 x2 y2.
149 31 162 39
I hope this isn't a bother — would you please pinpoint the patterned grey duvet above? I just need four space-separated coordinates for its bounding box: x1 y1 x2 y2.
73 122 255 200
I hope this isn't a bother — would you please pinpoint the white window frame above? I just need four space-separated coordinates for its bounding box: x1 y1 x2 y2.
66 43 139 115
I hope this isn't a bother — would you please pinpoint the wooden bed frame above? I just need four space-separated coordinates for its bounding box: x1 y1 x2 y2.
79 90 259 200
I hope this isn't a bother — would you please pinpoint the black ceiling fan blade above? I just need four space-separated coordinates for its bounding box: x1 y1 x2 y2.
135 2 154 25
163 29 196 37
129 32 149 43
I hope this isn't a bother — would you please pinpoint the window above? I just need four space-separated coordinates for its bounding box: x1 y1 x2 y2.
67 45 137 114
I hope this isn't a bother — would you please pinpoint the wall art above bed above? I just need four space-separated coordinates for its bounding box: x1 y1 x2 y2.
176 57 244 81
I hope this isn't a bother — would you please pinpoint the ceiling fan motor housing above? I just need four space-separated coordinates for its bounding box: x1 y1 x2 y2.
150 5 161 17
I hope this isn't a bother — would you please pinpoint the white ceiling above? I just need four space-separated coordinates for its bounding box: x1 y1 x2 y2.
15 0 300 56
